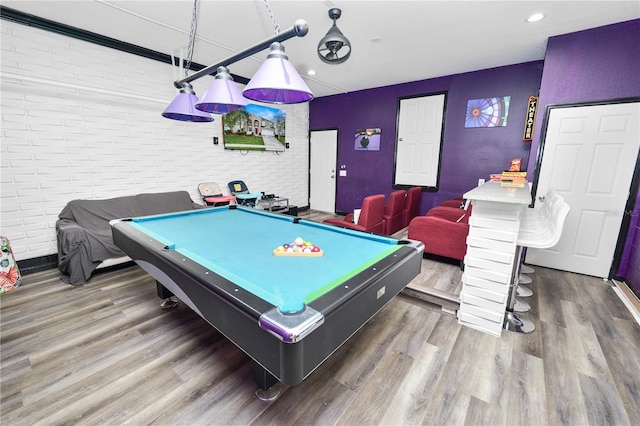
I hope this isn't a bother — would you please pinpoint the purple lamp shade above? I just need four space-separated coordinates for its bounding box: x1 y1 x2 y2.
243 42 313 104
162 83 214 122
195 66 248 114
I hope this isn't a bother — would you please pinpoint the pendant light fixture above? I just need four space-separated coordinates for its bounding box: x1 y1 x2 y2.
163 0 312 121
162 0 213 122
162 82 214 122
317 8 351 65
243 41 313 104
195 66 247 114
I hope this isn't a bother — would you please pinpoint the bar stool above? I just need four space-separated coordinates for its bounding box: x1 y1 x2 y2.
517 189 563 297
503 194 570 333
518 190 563 291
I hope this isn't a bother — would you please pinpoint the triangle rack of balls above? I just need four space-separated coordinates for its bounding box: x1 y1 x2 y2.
273 237 323 257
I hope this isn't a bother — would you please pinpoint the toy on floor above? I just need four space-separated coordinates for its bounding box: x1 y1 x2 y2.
273 237 323 257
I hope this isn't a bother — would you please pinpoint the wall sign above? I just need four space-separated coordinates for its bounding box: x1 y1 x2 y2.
523 96 538 141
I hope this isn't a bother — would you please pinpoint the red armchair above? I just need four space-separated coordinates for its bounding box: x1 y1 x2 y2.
383 190 407 235
407 205 470 262
402 186 422 228
323 194 386 234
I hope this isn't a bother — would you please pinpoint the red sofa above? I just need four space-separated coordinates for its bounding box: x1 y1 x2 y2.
407 203 471 263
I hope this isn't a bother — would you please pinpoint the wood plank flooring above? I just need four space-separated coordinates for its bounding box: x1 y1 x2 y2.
2 210 639 425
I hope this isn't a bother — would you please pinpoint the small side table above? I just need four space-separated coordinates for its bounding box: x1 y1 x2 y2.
258 197 289 213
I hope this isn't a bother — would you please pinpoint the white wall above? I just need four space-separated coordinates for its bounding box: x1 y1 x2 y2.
0 20 310 261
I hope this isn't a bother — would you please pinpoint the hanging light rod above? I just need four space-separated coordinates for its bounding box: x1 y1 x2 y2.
173 19 309 89
164 16 312 122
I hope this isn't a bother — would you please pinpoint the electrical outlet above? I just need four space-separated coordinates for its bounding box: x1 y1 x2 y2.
213 137 219 145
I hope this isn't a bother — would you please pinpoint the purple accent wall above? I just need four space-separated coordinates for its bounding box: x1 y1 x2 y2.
310 19 640 287
310 62 543 214
526 19 640 288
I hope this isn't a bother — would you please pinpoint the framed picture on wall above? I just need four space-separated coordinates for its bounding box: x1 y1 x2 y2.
355 128 381 151
223 104 286 152
465 96 511 128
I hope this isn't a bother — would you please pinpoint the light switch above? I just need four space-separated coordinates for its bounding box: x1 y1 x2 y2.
339 170 347 176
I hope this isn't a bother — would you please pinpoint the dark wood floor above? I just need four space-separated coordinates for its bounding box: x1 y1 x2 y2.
2 211 639 425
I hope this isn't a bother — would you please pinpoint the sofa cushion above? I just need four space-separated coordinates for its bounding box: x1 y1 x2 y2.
426 206 470 224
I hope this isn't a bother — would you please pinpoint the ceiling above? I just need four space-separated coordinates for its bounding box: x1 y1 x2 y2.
3 0 639 98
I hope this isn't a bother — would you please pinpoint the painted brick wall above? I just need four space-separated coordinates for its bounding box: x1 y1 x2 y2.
0 21 310 261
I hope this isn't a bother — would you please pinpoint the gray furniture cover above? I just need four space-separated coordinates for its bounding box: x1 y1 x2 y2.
56 191 203 285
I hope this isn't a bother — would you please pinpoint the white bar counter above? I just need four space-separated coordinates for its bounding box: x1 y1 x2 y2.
459 181 531 336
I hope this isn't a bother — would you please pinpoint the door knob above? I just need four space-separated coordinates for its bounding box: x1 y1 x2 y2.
538 195 546 202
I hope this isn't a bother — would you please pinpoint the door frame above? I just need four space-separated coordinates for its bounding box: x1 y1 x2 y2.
308 127 339 213
392 91 448 191
531 97 640 279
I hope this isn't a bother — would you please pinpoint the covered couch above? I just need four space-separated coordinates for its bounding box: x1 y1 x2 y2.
407 202 471 265
56 191 204 285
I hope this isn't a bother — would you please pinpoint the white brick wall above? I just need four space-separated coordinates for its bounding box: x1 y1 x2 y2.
0 20 310 261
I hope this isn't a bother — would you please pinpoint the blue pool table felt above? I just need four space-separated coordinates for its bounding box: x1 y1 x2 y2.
130 208 401 313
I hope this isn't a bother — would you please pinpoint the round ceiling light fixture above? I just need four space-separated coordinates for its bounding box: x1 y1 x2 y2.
526 13 545 23
317 8 351 65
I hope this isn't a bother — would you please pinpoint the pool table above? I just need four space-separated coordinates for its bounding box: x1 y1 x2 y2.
111 206 423 396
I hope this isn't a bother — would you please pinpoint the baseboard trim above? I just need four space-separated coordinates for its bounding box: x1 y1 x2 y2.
17 254 58 275
612 279 640 325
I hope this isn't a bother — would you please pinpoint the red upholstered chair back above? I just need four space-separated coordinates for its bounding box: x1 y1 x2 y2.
357 194 386 233
383 190 407 235
402 186 422 227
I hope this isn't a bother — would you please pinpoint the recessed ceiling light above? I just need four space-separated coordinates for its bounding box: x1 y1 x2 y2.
526 13 545 23
371 36 383 43
307 70 316 76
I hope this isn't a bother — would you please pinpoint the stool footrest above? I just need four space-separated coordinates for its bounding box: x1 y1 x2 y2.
503 311 535 333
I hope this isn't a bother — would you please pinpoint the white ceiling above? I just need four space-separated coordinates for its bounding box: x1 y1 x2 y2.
4 0 640 98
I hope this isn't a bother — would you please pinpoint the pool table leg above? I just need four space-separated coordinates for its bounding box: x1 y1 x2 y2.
252 361 283 401
156 281 178 309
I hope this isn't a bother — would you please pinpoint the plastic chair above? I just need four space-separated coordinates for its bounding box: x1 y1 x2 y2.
323 194 386 234
227 180 262 207
198 182 236 206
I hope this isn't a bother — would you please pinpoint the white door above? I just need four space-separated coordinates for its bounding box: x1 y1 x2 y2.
395 93 446 188
310 129 337 213
527 101 640 278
